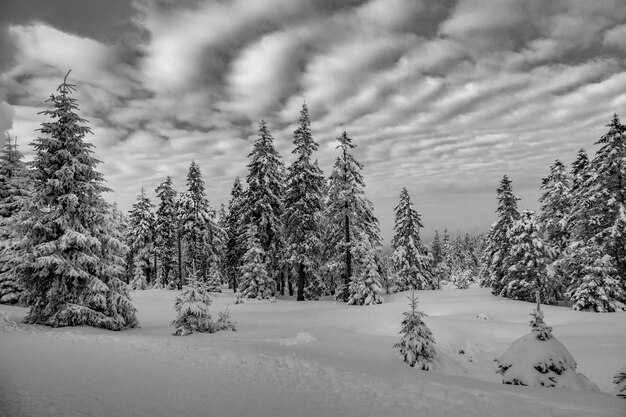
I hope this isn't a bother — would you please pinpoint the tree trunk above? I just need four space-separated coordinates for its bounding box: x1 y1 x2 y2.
279 270 285 296
297 262 305 301
177 232 183 289
288 274 294 296
344 213 351 292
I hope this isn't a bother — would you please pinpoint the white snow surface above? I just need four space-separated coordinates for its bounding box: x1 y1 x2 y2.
1 287 625 417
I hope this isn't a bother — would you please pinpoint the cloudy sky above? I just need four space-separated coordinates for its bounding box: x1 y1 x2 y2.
1 0 626 242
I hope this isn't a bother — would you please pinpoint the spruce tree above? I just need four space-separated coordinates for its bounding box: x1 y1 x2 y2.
0 133 31 304
587 115 626 291
128 187 155 289
431 230 442 265
347 232 383 305
538 160 571 255
178 161 218 282
171 265 213 336
499 211 554 303
8 72 137 329
480 175 519 293
154 176 179 289
326 131 381 301
284 104 326 301
238 225 274 299
393 291 436 370
392 187 433 291
244 120 285 294
224 177 247 291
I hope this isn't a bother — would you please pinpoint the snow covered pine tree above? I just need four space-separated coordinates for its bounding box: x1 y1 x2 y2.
9 71 137 329
392 187 433 291
394 290 436 370
0 133 30 304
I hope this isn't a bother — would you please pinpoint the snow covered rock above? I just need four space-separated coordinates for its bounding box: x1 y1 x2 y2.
496 308 598 390
476 313 489 320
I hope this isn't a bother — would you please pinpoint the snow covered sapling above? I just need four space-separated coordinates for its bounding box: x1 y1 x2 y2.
614 366 626 399
394 291 436 370
172 268 214 336
495 295 598 390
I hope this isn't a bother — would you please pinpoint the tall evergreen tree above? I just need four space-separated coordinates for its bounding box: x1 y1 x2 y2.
499 211 554 304
128 187 155 289
154 176 179 289
326 131 381 301
284 104 326 301
224 176 247 291
0 133 31 304
347 232 383 305
480 175 520 293
6 72 137 329
538 160 571 255
431 230 442 266
178 161 218 282
587 115 626 289
392 187 433 291
238 225 274 299
245 120 285 294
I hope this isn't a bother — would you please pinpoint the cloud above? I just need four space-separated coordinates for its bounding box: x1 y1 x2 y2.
1 0 626 241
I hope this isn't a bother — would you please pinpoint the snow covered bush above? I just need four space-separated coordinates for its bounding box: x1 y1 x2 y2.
614 366 626 399
394 291 436 370
495 306 598 390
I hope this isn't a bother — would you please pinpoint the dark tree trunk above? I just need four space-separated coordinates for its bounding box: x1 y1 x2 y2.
297 262 305 301
177 231 183 289
288 274 294 296
279 270 285 296
344 213 351 291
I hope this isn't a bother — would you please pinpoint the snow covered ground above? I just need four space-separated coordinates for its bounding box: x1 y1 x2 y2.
1 287 624 417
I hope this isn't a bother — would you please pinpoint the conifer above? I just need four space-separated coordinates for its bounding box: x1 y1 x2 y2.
284 104 326 300
394 291 436 370
155 176 179 289
10 72 137 329
392 187 433 291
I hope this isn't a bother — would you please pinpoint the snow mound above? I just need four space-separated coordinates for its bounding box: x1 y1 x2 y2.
476 313 489 320
496 332 599 391
267 332 318 346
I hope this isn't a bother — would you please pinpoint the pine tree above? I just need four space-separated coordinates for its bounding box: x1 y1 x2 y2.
326 131 381 301
431 230 442 265
8 72 137 329
244 120 285 294
0 133 31 304
565 116 626 308
238 225 274 299
154 176 179 289
614 366 626 399
500 211 554 304
393 291 436 370
538 160 571 255
480 175 520 293
205 264 223 292
128 187 155 289
347 232 383 305
565 240 625 312
224 177 247 291
171 266 213 336
496 299 597 389
392 187 433 291
178 161 218 282
284 104 326 301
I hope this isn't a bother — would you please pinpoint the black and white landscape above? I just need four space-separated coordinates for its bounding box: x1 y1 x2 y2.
0 1 625 416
